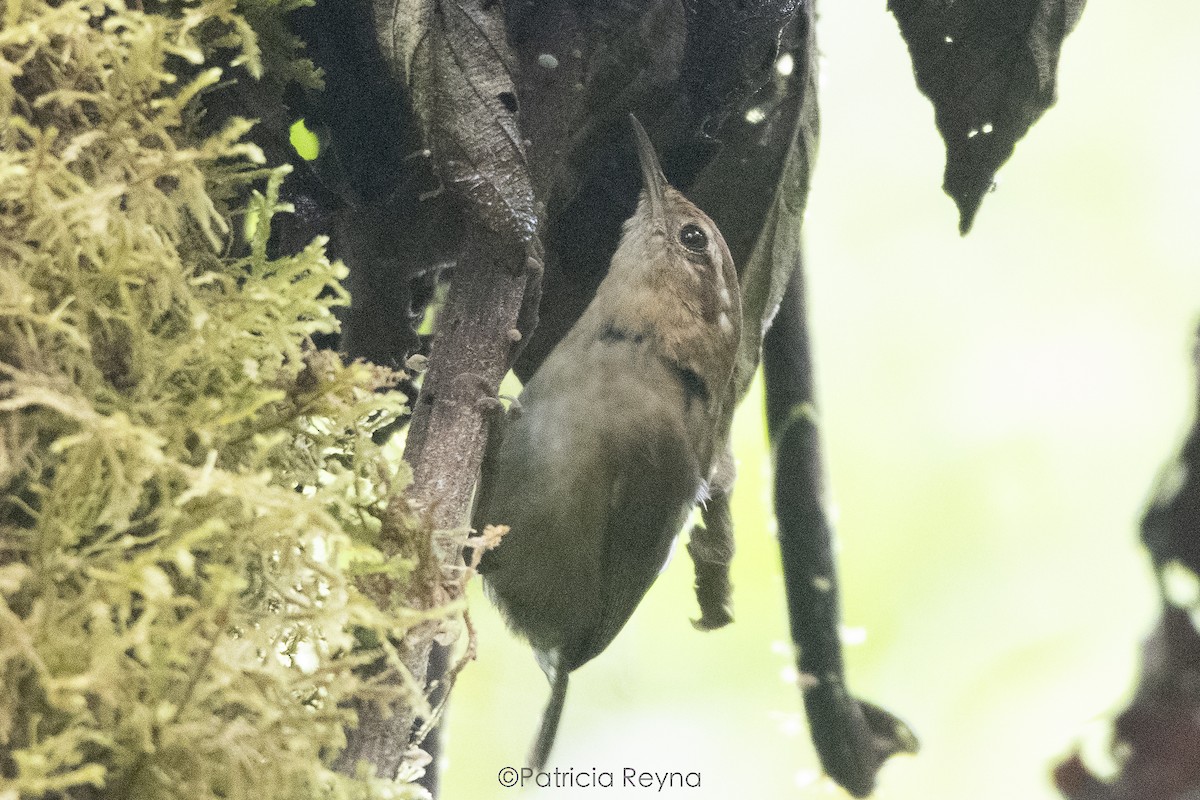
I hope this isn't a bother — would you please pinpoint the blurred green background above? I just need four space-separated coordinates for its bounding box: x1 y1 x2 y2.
442 1 1200 798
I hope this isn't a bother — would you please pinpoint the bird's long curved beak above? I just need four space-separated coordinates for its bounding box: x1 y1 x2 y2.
630 114 667 228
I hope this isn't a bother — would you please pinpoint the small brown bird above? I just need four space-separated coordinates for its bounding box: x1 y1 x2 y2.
475 115 742 769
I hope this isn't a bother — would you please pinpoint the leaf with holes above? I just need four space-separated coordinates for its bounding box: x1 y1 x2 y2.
889 0 1086 233
690 13 819 404
404 0 538 243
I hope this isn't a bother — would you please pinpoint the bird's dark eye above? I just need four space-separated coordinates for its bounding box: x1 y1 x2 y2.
679 223 708 253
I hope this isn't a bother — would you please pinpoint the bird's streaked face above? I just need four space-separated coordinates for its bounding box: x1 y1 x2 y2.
624 116 740 343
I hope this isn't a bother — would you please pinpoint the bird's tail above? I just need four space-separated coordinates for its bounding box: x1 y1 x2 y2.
528 666 570 771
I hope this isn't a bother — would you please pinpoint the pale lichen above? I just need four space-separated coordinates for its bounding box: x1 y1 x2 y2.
0 2 438 798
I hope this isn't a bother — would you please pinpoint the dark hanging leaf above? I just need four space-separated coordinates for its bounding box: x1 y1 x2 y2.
687 9 818 403
687 458 736 631
407 0 538 243
888 0 1086 233
681 0 804 134
1056 332 1200 800
1053 609 1200 800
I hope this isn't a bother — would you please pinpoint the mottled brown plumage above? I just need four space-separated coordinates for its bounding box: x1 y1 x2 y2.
475 116 741 769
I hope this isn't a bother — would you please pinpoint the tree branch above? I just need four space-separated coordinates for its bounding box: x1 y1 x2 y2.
765 253 918 798
331 226 535 787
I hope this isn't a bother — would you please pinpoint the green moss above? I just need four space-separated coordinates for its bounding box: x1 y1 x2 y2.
0 2 437 798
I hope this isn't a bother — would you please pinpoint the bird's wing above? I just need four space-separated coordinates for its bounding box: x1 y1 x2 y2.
477 341 702 672
569 375 701 670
